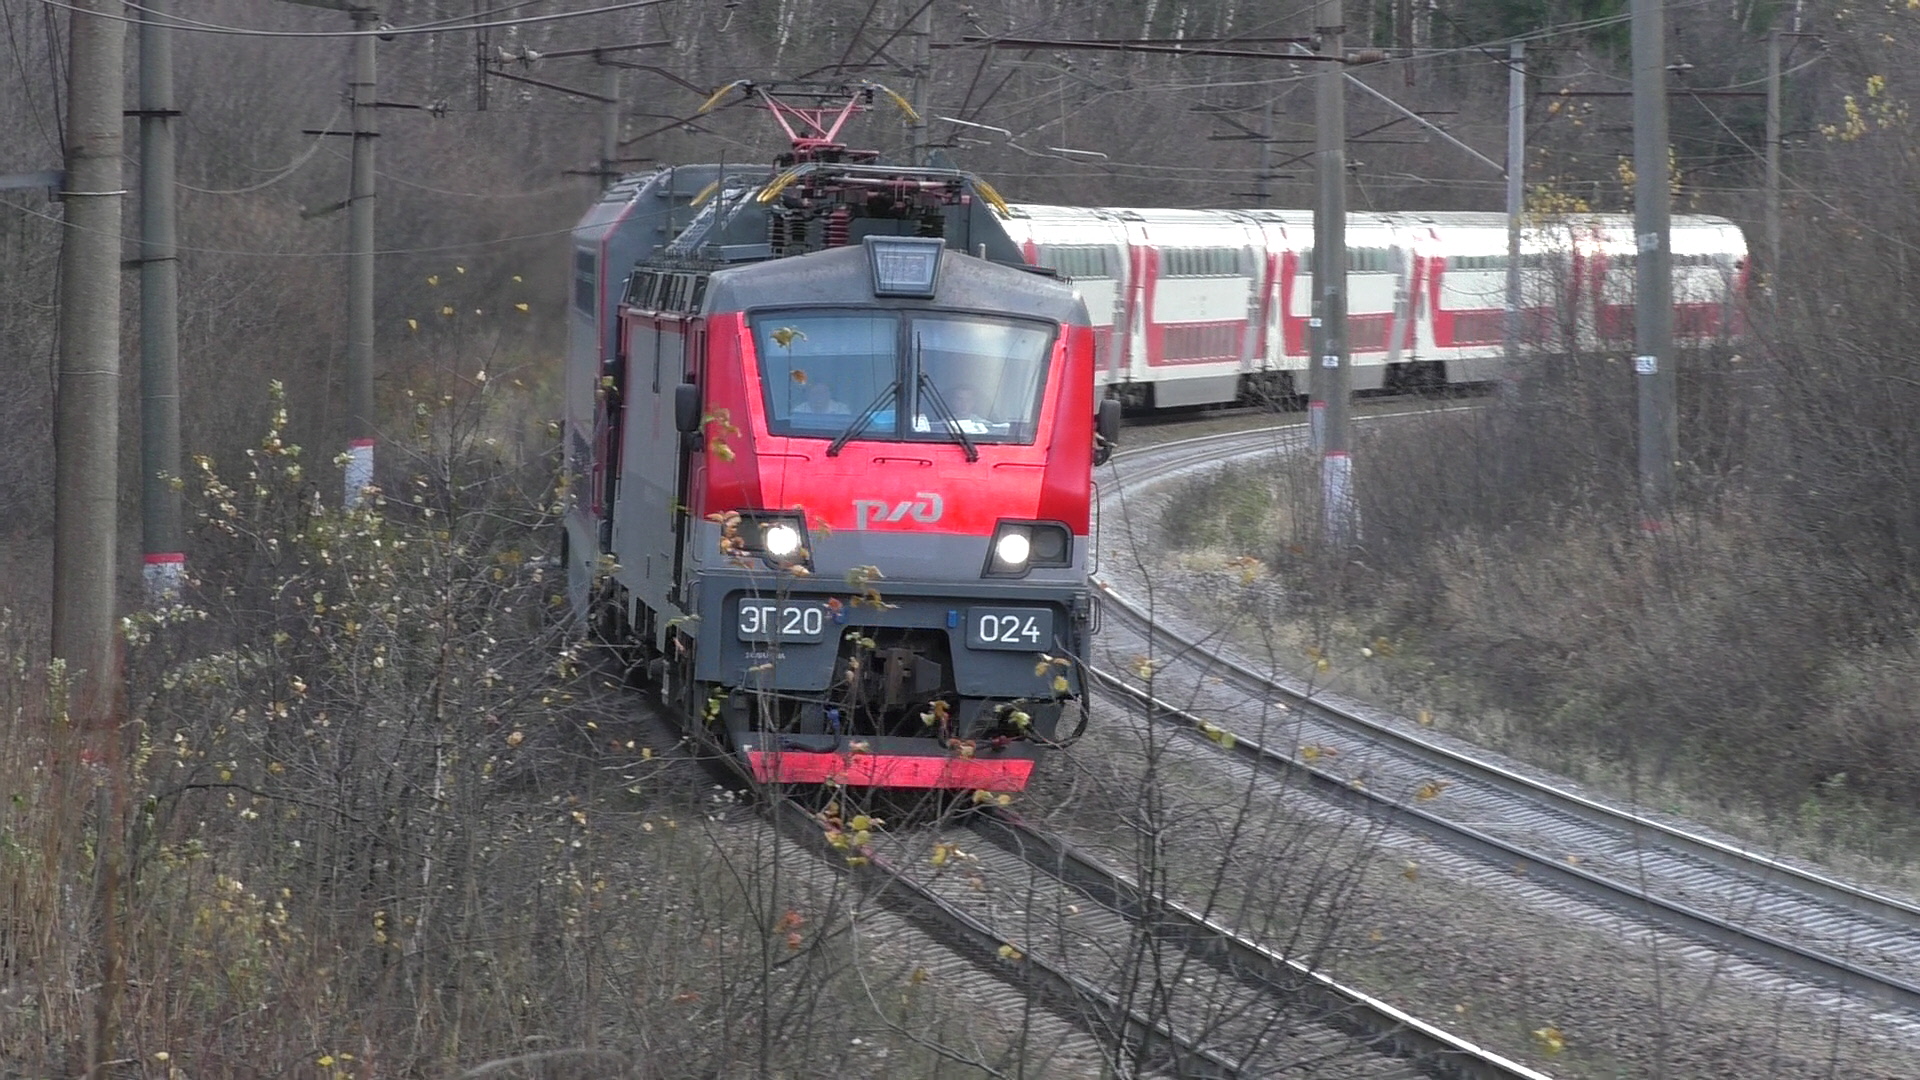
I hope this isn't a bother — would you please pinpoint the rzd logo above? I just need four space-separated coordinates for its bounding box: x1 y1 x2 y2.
854 492 944 530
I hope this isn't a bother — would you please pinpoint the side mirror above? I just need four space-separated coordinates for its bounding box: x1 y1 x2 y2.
1093 398 1121 465
674 382 702 434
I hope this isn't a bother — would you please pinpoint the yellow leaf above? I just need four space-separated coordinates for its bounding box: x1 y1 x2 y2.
1417 709 1433 726
505 730 524 747
406 318 419 332
849 814 873 831
910 966 929 984
712 441 735 463
515 302 529 313
1532 1027 1565 1055
1415 780 1449 801
440 305 455 317
455 265 466 274
1402 861 1419 881
317 1056 336 1068
1051 675 1070 694
996 943 1023 961
425 275 439 286
513 274 523 282
771 326 806 348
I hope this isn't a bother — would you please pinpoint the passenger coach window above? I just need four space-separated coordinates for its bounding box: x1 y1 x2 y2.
752 310 1055 446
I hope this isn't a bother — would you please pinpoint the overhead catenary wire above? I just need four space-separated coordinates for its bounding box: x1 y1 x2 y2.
41 0 674 39
173 102 342 195
0 195 585 257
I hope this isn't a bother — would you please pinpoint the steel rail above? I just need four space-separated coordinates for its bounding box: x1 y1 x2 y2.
1102 427 1920 928
1090 666 1920 1016
764 797 1246 1080
1093 425 1920 1014
970 808 1560 1080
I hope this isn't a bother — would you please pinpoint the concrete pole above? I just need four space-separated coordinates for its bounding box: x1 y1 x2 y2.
909 0 933 165
474 0 491 111
1313 0 1354 543
1633 0 1676 522
345 7 379 506
140 0 185 604
52 0 128 721
1765 28 1781 290
1502 42 1525 386
599 58 621 189
1257 96 1274 206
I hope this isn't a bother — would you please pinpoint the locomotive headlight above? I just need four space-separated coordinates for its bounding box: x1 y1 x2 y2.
733 512 810 570
762 522 804 558
985 521 1072 577
994 530 1032 568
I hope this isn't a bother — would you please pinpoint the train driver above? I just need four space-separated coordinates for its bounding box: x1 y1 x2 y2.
792 378 850 415
948 385 989 424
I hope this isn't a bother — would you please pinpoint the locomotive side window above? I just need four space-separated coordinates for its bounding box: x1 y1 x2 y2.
573 250 596 314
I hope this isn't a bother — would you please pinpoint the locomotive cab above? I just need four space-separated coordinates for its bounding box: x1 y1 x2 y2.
598 234 1099 791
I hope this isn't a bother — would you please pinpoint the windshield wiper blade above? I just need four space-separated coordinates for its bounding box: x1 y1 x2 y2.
827 379 900 457
916 372 979 462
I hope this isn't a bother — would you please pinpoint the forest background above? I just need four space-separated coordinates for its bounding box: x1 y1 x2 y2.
3 0 1919 1076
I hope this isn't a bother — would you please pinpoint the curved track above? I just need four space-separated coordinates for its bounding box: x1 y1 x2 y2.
1094 424 1920 1020
769 795 1556 1080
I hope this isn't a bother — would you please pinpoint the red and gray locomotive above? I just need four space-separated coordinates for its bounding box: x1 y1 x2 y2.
563 86 1116 791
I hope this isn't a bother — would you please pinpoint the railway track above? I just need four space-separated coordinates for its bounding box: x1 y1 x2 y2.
610 628 1550 1075
1095 425 1920 1021
767 793 1555 1079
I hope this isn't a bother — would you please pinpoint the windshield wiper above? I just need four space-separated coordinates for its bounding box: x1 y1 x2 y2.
826 379 900 458
916 371 979 462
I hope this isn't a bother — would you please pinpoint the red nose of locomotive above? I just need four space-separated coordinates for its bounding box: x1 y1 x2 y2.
676 239 1098 790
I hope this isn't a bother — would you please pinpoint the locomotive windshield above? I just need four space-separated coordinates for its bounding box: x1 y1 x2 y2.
753 310 1054 446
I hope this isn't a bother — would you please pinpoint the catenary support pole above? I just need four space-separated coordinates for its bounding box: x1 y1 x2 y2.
345 6 379 506
1257 96 1274 206
1313 0 1354 543
1502 41 1525 389
599 57 621 189
909 0 933 165
1765 27 1781 289
53 0 128 721
139 0 185 603
1632 0 1676 523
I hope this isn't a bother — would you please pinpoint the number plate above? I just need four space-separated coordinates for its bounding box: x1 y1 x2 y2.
736 600 829 643
965 607 1054 651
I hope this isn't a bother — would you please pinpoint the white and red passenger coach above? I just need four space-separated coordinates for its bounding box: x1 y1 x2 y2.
996 205 1749 409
